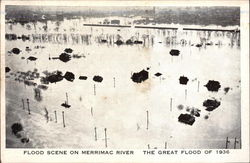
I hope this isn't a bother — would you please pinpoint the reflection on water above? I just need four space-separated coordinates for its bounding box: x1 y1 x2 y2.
5 18 241 149
6 19 240 47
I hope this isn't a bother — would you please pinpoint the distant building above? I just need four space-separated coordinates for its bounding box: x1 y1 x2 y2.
103 19 110 24
41 15 47 20
111 20 120 25
56 14 64 21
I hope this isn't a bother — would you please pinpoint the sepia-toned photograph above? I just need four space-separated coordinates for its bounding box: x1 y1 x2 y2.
4 5 242 149
1 1 249 162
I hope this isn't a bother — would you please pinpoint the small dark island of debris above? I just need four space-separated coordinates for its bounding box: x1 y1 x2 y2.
6 67 11 73
203 99 221 111
11 123 23 135
169 49 180 56
27 56 37 61
178 114 195 125
21 138 29 143
79 76 88 80
179 76 189 85
59 53 71 62
12 48 21 54
61 102 71 108
46 71 64 83
131 69 149 83
154 72 162 77
126 39 133 45
93 75 103 82
205 80 221 92
64 72 75 82
115 40 123 46
64 48 73 53
224 87 232 94
134 40 143 44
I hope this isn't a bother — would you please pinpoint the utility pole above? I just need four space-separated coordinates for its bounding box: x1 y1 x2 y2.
170 98 173 111
94 127 97 141
164 142 167 149
234 137 239 149
54 111 57 123
22 99 25 110
27 99 30 114
225 137 230 149
146 110 149 130
104 128 107 148
62 111 66 128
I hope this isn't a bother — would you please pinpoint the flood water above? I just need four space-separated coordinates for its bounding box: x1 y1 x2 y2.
5 18 241 149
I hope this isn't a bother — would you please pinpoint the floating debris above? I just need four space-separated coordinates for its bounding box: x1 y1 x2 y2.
154 72 162 77
93 75 103 82
169 49 180 56
61 103 71 108
15 133 22 138
131 69 149 83
40 77 49 85
191 78 197 82
5 34 17 40
21 57 25 60
177 104 184 110
38 84 48 90
64 72 75 82
5 67 11 73
21 138 29 143
72 54 83 59
79 76 88 80
126 39 133 45
27 56 37 61
178 114 195 125
11 48 21 54
47 73 64 83
179 76 189 85
24 80 37 86
115 40 123 45
34 88 42 102
21 35 30 41
34 88 41 96
59 53 71 62
61 93 71 108
196 43 202 47
11 123 23 135
224 87 231 94
25 47 31 52
204 115 209 120
101 39 107 43
61 103 70 108
134 40 143 44
205 42 213 46
190 108 201 117
64 48 73 53
203 99 221 111
205 80 221 92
